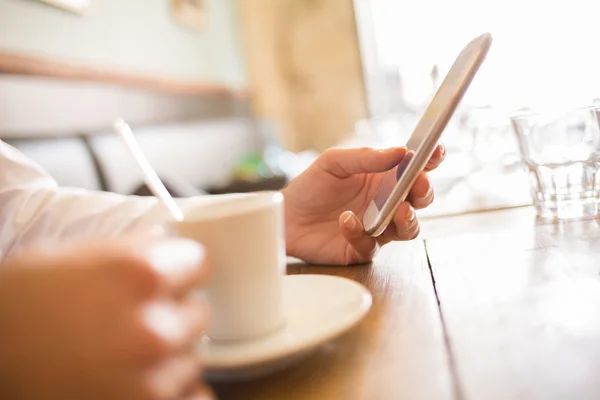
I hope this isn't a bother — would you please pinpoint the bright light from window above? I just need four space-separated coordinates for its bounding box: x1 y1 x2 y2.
369 0 600 112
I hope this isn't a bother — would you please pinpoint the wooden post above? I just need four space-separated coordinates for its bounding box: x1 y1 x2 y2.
236 0 368 152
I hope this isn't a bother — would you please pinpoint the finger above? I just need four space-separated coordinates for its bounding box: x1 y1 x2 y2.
339 211 379 264
62 237 206 301
407 173 434 210
424 142 446 172
317 146 407 178
394 206 420 241
379 202 420 241
145 353 202 400
146 238 210 297
136 299 209 364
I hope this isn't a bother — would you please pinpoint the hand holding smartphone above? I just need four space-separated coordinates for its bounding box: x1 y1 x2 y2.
362 33 493 237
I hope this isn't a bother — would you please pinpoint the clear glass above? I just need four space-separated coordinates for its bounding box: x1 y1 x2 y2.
511 106 600 220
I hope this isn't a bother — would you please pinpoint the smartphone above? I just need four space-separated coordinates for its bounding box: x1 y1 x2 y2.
362 32 493 237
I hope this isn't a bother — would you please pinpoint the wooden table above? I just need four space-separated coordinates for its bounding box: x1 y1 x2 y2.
421 208 600 400
211 206 600 399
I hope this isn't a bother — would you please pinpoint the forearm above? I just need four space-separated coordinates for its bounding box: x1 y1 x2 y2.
1 184 259 258
0 140 261 259
0 183 156 256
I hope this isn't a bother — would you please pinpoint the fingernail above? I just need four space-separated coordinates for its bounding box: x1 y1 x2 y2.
418 175 433 199
421 183 434 200
146 238 205 277
143 301 186 344
439 142 446 157
406 206 416 222
343 212 357 230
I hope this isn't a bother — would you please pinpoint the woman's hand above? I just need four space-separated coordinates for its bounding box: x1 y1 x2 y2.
283 144 445 265
0 237 213 400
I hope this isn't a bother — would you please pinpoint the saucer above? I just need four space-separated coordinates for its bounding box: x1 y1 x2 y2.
197 274 372 381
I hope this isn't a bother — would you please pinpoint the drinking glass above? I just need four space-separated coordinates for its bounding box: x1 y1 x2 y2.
510 106 600 220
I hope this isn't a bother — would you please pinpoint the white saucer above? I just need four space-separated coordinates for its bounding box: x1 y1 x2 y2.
197 274 372 381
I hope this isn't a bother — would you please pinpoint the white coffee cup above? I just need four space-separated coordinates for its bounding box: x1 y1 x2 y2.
173 191 286 342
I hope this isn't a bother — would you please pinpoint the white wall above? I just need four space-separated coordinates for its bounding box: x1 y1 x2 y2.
0 0 256 192
0 0 246 87
0 75 247 136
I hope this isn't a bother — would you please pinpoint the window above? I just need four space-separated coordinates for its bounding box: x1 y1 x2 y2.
357 0 600 116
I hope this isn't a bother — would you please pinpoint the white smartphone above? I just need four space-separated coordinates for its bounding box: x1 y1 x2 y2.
362 32 492 237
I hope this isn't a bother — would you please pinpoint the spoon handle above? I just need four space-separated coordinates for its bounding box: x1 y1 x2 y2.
113 118 184 222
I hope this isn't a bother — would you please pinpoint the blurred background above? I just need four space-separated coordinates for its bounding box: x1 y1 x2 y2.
1 0 598 217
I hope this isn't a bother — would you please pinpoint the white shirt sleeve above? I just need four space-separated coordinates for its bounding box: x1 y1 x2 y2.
0 140 233 260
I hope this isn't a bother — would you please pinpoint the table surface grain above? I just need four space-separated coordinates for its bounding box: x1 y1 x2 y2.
212 240 454 400
212 207 600 400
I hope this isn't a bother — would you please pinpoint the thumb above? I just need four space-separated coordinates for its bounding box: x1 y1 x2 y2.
339 211 379 264
318 146 407 178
